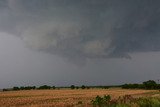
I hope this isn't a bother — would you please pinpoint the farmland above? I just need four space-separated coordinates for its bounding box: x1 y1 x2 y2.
0 88 158 107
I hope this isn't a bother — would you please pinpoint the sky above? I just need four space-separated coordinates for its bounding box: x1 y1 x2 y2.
0 0 160 88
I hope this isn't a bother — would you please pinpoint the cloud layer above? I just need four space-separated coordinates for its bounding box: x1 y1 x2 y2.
1 0 160 61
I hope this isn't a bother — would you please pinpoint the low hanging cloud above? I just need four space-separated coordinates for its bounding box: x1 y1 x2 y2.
0 0 160 62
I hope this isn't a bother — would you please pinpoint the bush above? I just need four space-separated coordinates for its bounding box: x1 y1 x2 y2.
52 86 56 89
70 85 75 89
137 98 160 107
122 84 140 89
2 89 8 91
81 85 86 89
38 85 51 89
103 86 109 89
91 95 160 107
23 86 36 90
13 87 20 91
143 80 157 89
91 95 111 106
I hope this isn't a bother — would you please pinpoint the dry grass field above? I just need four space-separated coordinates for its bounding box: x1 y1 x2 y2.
0 88 158 107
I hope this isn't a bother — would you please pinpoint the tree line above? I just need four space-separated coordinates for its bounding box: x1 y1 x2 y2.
2 80 159 91
2 85 100 91
2 85 56 91
122 80 160 89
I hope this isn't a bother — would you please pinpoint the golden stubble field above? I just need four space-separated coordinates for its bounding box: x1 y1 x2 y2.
0 88 158 107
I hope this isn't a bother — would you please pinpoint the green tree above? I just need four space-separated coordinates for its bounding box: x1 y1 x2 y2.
52 86 56 89
143 80 157 89
81 85 86 89
13 87 20 91
71 85 75 89
38 85 51 89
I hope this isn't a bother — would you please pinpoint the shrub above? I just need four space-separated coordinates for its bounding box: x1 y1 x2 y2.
91 95 111 106
103 86 109 89
38 85 51 89
52 86 56 89
13 87 20 91
81 85 86 89
91 95 160 107
143 80 157 89
70 85 75 89
2 89 8 91
137 98 160 107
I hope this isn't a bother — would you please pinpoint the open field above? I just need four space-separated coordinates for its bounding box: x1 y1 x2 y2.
0 88 159 107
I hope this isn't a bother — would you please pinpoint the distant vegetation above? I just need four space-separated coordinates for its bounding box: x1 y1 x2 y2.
2 80 160 91
38 85 52 89
2 85 109 91
122 80 160 90
70 85 75 89
2 85 55 91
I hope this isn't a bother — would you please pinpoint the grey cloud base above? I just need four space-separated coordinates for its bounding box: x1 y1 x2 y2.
0 0 160 62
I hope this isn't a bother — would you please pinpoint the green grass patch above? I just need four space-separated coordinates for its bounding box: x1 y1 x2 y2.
91 95 160 107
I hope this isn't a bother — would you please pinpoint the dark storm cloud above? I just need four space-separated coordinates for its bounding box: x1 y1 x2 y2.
0 0 160 61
